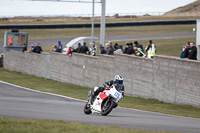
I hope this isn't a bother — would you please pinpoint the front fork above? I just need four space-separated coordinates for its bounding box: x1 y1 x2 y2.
88 90 93 104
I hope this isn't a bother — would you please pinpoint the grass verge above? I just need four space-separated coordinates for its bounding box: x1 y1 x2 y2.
0 24 196 40
0 68 200 119
0 117 181 133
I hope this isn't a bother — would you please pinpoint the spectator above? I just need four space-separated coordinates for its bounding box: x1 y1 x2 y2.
74 43 81 53
107 41 114 55
184 41 191 59
188 42 197 60
67 47 73 56
114 44 123 54
180 45 187 58
79 42 89 54
129 42 133 47
145 40 156 58
114 43 119 50
33 43 43 54
134 41 144 52
57 41 62 53
90 41 97 56
29 44 35 53
126 43 135 55
100 44 107 54
124 43 130 54
51 45 59 52
22 43 27 53
134 47 146 57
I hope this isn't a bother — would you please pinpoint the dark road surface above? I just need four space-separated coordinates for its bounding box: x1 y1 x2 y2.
0 32 196 54
0 81 200 133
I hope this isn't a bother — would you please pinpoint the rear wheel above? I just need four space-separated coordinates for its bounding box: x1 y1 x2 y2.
84 102 92 115
101 99 115 116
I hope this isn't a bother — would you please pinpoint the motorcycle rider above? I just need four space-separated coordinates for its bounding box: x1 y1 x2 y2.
90 75 124 103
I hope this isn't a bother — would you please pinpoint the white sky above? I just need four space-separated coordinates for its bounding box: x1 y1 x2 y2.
0 0 197 17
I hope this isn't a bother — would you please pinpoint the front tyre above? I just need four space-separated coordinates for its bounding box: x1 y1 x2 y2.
101 99 115 116
84 102 92 115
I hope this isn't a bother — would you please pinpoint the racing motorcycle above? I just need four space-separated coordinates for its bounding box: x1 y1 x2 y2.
84 83 124 116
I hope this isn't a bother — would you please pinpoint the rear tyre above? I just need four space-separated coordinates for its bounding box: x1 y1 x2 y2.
84 102 92 115
101 99 115 116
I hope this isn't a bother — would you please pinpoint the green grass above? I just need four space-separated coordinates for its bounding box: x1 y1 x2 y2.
0 117 181 133
0 24 196 40
0 68 200 119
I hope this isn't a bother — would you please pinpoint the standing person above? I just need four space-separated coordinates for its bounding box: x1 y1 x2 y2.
57 41 62 53
79 42 89 54
74 43 81 53
126 43 135 55
33 43 43 54
145 40 156 58
124 43 130 54
188 42 197 60
114 44 123 54
90 41 97 56
29 44 35 53
180 44 187 58
100 44 107 54
134 41 144 52
107 41 114 55
66 47 73 56
134 47 146 57
184 41 191 59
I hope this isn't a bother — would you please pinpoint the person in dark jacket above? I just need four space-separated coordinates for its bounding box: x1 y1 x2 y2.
188 42 197 60
79 42 89 54
126 44 135 55
90 75 125 104
33 43 43 54
134 41 144 52
184 41 191 58
100 44 107 54
124 43 130 54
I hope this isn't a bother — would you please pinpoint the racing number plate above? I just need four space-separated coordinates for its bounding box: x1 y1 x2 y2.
114 92 120 99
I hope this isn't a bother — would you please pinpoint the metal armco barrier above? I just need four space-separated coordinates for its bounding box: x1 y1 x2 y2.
0 20 196 29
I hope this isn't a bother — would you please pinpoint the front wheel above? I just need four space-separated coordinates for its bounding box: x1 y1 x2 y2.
84 102 92 115
101 99 115 116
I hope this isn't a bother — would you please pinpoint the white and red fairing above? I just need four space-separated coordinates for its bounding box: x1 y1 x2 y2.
91 87 123 113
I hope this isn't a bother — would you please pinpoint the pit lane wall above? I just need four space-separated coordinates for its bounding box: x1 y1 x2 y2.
3 51 200 107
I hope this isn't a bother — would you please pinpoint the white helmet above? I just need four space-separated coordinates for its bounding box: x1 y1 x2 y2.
114 75 123 84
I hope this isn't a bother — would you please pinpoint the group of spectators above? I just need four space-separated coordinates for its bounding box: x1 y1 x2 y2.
66 41 97 56
28 40 198 60
100 40 156 58
180 41 197 60
29 43 43 54
51 41 63 53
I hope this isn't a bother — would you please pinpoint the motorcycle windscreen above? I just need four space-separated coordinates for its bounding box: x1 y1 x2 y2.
99 92 108 100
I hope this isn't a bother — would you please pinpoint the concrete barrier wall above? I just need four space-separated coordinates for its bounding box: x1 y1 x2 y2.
3 51 48 78
153 55 200 106
3 51 200 107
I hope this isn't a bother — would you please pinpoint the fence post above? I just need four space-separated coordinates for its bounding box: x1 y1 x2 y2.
46 54 50 79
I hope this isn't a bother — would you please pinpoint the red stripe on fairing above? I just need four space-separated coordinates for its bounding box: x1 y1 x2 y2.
104 88 110 91
99 92 108 100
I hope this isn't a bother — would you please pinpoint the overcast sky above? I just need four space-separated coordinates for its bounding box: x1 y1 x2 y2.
0 0 197 17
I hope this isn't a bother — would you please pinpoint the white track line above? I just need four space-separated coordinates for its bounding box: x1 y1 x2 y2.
0 80 86 102
0 80 198 120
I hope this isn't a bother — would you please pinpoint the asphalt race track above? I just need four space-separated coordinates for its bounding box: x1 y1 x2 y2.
0 81 200 132
0 32 195 54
